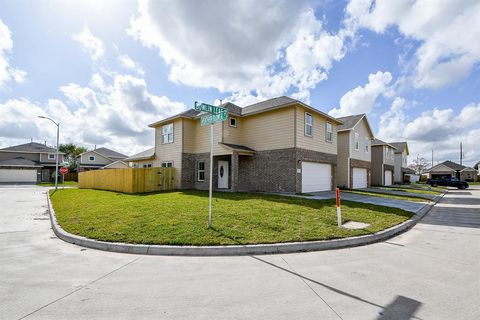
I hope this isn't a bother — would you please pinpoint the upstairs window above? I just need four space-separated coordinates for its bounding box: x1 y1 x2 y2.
89 156 95 161
229 117 237 127
48 153 55 160
305 113 313 137
197 161 205 181
142 163 152 168
161 161 173 168
391 149 394 160
162 123 174 144
354 133 359 150
365 137 369 152
326 122 333 143
386 147 389 159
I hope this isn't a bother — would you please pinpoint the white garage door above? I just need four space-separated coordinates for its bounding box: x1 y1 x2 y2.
352 168 368 189
384 170 392 186
0 169 37 183
302 162 332 192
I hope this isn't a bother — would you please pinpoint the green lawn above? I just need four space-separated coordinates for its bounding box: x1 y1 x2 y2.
377 187 441 195
345 190 430 202
38 181 78 187
49 189 413 246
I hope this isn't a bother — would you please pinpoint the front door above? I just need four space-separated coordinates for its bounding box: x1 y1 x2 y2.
218 160 229 189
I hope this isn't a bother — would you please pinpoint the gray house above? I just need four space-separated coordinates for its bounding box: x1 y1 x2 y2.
371 138 396 186
76 147 128 172
425 160 478 182
390 142 410 183
0 142 65 183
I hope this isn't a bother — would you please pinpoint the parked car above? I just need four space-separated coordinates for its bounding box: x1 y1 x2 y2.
427 177 469 189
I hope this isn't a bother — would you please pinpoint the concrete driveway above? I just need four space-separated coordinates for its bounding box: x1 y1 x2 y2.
1 186 479 319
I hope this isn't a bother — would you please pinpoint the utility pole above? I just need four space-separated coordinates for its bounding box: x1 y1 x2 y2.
460 142 463 165
431 150 433 168
38 116 60 190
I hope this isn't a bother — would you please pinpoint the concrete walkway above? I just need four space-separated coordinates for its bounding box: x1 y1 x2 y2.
1 186 479 319
308 190 428 213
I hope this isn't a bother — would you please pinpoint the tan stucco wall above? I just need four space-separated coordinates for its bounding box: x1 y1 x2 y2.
295 106 337 155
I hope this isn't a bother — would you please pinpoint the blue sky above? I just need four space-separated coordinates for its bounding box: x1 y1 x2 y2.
0 0 479 166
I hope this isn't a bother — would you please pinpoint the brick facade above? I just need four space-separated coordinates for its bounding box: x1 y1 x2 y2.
349 158 371 188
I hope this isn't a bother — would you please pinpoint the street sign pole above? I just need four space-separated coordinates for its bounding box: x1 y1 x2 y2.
208 122 214 228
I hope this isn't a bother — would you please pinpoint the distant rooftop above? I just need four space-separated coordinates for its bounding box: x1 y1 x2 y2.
0 142 63 154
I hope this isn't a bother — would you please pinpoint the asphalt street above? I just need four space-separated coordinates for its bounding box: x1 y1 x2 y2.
1 185 479 319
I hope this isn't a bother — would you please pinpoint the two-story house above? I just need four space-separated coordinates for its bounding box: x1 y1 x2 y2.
371 138 397 186
335 114 374 189
148 96 341 193
390 142 409 183
125 147 155 168
0 142 65 183
77 147 128 172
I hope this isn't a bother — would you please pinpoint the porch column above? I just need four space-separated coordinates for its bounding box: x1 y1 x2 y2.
231 151 239 192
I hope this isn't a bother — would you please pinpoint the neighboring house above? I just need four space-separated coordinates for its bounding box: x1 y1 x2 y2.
102 160 129 169
390 142 410 183
0 142 65 183
370 138 397 186
125 147 155 168
335 114 374 189
148 96 341 193
425 160 479 182
77 147 128 172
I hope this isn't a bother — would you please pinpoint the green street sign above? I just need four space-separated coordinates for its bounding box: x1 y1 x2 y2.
200 112 228 126
194 101 226 114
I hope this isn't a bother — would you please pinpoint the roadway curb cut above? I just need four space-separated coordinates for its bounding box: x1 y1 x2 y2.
46 190 446 256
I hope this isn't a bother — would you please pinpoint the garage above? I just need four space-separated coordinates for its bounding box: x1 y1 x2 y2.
0 169 37 183
352 168 368 189
384 170 392 186
301 162 332 192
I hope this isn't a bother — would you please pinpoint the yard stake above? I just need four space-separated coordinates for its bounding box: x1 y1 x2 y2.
336 188 342 227
208 122 213 228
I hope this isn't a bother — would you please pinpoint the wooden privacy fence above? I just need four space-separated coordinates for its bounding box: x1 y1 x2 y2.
64 172 78 181
78 167 175 193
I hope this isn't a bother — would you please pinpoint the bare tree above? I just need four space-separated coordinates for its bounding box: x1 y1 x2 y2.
408 157 430 174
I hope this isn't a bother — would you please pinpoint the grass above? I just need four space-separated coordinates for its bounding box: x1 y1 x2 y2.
344 190 430 202
49 189 413 246
377 187 441 195
38 181 78 187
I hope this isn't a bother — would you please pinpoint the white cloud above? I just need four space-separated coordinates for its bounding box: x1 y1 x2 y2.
345 0 480 89
377 99 480 166
328 71 392 117
0 73 186 155
118 54 145 76
72 26 105 61
128 0 349 102
0 19 26 87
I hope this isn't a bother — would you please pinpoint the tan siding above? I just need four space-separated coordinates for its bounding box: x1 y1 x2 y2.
239 107 295 151
296 106 337 155
349 118 372 162
154 118 183 187
337 131 350 187
222 116 243 146
81 151 112 165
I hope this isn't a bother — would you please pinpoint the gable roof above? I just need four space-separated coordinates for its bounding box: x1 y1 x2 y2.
0 142 64 154
79 147 128 160
336 114 374 137
390 142 409 155
371 138 397 149
125 148 155 161
102 160 129 169
426 160 470 172
149 96 342 127
0 157 42 167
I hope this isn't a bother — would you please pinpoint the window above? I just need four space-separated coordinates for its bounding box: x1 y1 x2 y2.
326 122 333 143
305 113 313 137
354 133 359 150
161 162 173 168
142 163 152 168
365 137 369 152
48 153 55 160
89 156 95 161
229 117 237 127
386 147 389 159
391 149 394 160
197 161 205 181
162 123 174 144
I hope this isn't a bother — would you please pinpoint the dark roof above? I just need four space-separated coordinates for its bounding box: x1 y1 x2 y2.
93 147 128 159
336 114 364 131
0 142 63 154
125 148 155 161
0 157 41 167
403 167 416 174
221 102 242 115
241 96 296 115
371 138 397 149
440 160 466 171
390 142 408 153
220 143 255 152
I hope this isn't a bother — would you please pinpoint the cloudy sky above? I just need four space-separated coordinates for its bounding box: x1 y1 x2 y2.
0 0 479 166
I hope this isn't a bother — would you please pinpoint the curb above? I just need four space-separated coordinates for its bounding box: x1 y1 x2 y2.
46 190 446 256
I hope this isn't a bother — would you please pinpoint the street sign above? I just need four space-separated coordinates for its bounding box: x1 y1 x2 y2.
194 101 226 114
59 167 68 175
200 112 228 126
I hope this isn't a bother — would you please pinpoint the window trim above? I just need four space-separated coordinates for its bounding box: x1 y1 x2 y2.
354 133 359 150
197 161 206 182
365 137 369 153
304 112 313 137
161 161 173 168
88 155 95 161
326 122 333 143
142 163 153 168
161 123 174 144
229 117 237 128
48 153 56 160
